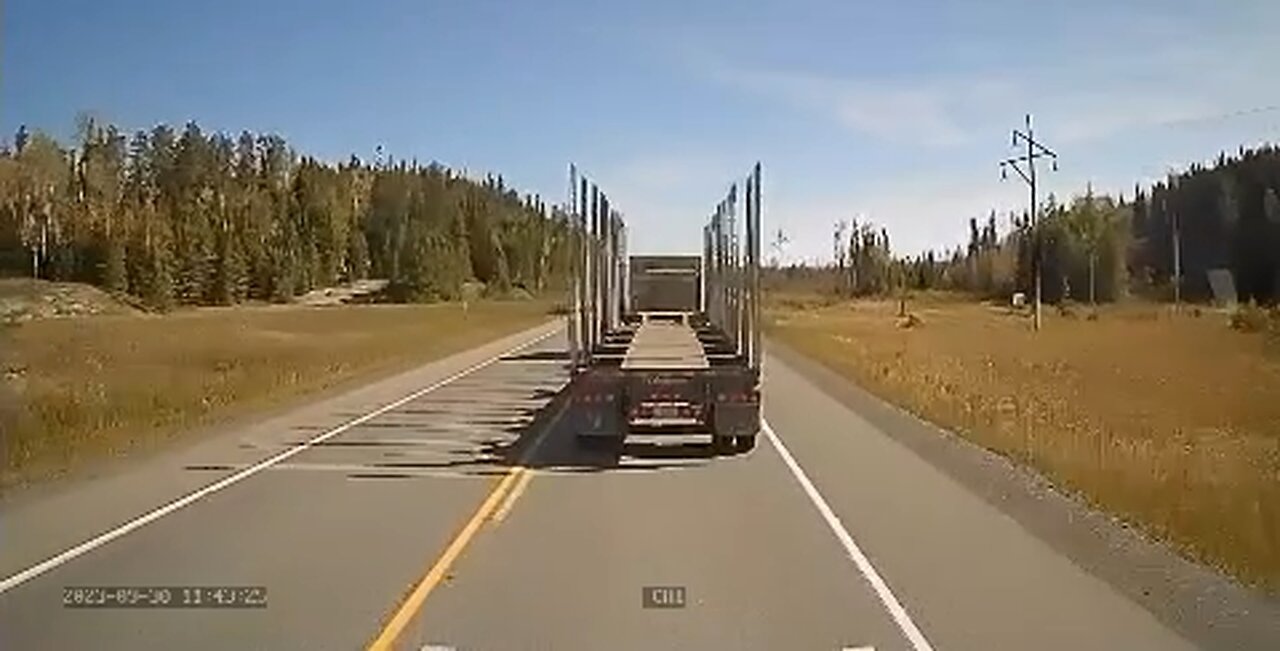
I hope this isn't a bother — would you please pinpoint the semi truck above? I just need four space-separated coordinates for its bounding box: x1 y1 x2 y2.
565 163 763 455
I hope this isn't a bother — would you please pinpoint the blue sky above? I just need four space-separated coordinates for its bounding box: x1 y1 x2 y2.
5 0 1279 260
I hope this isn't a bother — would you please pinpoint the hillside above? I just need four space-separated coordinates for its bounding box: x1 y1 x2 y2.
0 278 141 323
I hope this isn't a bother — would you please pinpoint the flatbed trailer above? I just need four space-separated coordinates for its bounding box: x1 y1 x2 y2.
565 164 763 455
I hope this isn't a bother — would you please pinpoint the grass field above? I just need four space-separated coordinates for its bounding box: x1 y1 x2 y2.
1 300 553 490
768 292 1280 591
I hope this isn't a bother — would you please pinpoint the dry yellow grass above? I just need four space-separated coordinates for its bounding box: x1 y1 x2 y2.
1 300 552 489
768 293 1280 590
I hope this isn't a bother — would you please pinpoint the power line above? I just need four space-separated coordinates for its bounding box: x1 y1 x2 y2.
1153 104 1280 128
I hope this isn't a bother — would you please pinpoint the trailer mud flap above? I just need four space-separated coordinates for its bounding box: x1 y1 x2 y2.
711 402 761 438
709 372 760 439
575 403 622 436
570 373 624 438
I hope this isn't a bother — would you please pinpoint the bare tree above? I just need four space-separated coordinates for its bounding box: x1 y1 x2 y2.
769 228 789 269
833 219 849 293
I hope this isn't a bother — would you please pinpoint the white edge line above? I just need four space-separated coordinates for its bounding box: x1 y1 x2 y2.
763 419 936 651
0 323 562 595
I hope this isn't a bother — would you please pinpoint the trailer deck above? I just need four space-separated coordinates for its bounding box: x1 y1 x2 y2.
621 321 710 370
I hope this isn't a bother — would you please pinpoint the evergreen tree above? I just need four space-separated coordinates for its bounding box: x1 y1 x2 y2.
211 227 248 305
0 116 592 307
101 234 128 293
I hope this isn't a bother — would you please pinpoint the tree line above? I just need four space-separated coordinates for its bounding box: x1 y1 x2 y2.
825 143 1280 305
1131 145 1280 303
0 117 576 308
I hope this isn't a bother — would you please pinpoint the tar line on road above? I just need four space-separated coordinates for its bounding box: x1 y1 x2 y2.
0 325 562 596
763 419 936 651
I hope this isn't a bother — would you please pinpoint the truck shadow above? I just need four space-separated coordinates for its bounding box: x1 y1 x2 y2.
499 350 572 363
211 343 720 479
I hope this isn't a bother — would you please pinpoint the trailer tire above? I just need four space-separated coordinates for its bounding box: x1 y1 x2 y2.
712 435 735 455
734 435 757 453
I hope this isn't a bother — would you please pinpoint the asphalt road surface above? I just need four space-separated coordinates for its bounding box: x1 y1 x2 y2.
1 322 1275 650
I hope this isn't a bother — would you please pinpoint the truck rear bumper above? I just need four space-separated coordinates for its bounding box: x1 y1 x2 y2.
568 366 759 442
574 404 758 436
628 400 706 423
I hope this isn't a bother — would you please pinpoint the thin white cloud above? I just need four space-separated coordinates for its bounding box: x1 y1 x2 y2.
602 152 741 197
585 151 750 255
701 30 1279 151
1022 33 1280 145
662 12 1280 256
712 67 1006 147
1034 63 1260 146
1050 98 1213 145
833 87 969 147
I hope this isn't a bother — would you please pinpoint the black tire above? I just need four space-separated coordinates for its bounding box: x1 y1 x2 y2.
712 435 735 455
734 435 757 453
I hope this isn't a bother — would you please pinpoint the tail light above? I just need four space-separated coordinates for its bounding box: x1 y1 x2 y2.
717 389 759 403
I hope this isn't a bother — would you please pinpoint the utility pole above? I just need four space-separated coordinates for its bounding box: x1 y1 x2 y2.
1000 114 1058 331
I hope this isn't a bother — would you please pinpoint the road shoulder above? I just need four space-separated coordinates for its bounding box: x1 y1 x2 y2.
767 337 1280 651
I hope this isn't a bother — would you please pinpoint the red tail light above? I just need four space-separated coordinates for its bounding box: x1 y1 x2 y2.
717 389 759 403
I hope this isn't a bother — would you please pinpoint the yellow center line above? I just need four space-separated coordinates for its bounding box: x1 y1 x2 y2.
365 390 569 650
491 467 536 524
365 468 522 651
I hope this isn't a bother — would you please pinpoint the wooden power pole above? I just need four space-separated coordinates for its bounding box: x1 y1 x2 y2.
1000 114 1059 332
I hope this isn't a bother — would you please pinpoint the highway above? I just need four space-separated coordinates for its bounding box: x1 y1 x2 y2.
1 322 1276 650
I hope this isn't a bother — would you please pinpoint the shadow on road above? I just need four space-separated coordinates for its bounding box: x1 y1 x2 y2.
499 350 572 363
186 344 718 480
621 441 719 460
